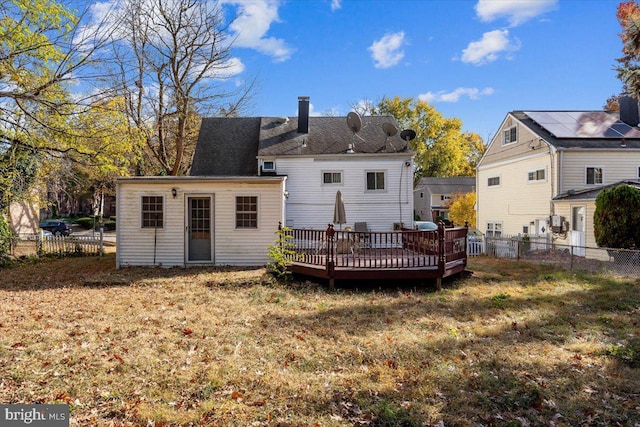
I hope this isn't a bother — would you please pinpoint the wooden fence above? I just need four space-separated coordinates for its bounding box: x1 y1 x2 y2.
12 234 104 257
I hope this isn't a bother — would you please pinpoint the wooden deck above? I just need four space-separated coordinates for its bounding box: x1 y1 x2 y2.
283 224 468 289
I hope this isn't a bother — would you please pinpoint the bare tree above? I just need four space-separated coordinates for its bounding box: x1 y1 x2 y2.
111 0 255 176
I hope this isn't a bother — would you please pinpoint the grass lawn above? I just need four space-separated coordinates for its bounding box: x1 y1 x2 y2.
1 255 639 426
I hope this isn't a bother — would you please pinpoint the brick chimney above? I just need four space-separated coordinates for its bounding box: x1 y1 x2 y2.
297 96 309 134
619 95 639 127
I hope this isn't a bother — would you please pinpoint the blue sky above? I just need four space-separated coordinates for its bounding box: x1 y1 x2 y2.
221 0 624 141
86 0 625 142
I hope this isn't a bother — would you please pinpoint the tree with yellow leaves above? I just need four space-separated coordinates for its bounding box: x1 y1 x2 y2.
447 191 477 228
375 97 485 183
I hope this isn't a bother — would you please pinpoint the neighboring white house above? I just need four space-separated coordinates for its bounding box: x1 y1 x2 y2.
477 98 640 253
116 97 415 267
414 177 475 224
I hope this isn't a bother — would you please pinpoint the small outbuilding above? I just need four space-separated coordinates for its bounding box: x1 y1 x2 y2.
116 176 286 268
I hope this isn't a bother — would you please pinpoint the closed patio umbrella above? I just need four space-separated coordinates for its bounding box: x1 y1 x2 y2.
333 190 347 229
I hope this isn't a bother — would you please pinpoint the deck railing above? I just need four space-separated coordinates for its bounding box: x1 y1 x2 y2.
283 223 468 272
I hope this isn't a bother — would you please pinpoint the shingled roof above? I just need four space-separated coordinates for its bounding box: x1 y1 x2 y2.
257 116 409 156
553 180 640 201
190 117 261 176
190 114 411 176
512 110 640 150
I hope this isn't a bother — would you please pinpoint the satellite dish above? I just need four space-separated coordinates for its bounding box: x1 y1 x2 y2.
400 129 416 141
382 122 397 137
347 112 362 133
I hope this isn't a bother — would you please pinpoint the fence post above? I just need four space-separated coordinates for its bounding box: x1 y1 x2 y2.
326 224 335 290
570 244 574 271
436 222 445 291
99 225 104 256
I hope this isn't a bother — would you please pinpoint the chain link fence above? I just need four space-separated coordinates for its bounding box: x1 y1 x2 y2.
483 235 640 277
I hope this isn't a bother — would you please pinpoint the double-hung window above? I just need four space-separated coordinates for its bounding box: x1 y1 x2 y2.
503 126 517 144
322 171 342 185
586 167 603 185
142 196 164 228
236 196 258 229
366 171 385 191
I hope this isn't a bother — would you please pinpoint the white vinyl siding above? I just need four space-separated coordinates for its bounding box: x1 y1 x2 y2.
275 156 413 231
477 154 553 236
560 151 640 192
116 179 285 268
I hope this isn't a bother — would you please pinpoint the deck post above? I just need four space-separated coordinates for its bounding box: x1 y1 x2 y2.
326 224 336 290
437 222 446 291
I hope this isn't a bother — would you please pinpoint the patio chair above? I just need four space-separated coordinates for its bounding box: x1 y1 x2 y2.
353 222 371 250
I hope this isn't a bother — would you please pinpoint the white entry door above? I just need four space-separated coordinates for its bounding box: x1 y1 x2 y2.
570 206 586 256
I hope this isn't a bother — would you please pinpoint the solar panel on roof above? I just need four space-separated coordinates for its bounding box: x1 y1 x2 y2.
524 111 640 139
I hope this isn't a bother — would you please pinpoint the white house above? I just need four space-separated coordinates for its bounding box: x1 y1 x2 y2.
116 97 415 267
477 97 640 254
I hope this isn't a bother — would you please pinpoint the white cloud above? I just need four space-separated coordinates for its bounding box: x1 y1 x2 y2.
330 0 341 11
460 29 519 66
475 0 557 27
419 87 494 103
368 32 406 69
224 0 293 62
196 57 245 79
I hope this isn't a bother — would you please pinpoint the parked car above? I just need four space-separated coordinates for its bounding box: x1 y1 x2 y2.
414 221 438 231
39 220 72 236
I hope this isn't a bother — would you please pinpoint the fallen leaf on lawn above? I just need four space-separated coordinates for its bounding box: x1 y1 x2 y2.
113 353 124 363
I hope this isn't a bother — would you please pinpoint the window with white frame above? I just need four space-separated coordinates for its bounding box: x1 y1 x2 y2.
322 171 342 185
262 161 275 171
366 171 385 191
141 196 164 228
528 168 546 182
487 176 500 187
522 225 529 234
586 167 603 185
486 222 502 237
236 196 258 229
503 126 517 144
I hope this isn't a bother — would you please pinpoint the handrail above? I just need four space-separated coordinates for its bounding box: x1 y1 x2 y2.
284 223 467 271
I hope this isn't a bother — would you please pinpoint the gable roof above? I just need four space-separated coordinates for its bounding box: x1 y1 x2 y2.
415 177 476 194
257 116 409 157
191 117 261 176
553 180 640 201
512 110 640 150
